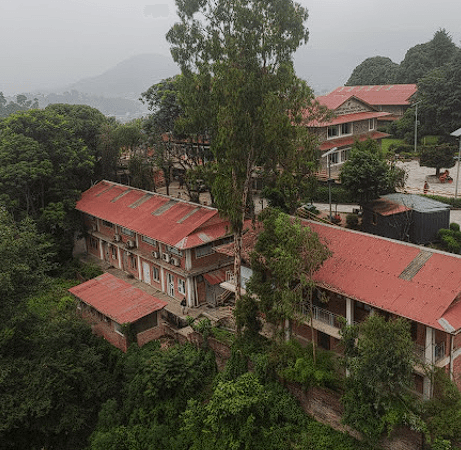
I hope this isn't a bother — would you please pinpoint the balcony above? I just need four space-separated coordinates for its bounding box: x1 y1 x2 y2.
414 342 446 364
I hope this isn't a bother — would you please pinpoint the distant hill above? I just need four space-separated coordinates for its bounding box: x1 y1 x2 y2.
66 53 179 99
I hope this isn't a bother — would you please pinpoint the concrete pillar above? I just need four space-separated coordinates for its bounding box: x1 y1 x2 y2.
137 255 142 280
423 326 434 399
98 239 104 260
186 277 195 307
346 298 354 325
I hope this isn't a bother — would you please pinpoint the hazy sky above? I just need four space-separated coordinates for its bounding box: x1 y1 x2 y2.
1 0 461 95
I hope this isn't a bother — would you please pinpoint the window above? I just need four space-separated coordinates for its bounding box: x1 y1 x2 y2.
130 255 137 270
152 266 160 282
178 278 186 295
102 220 113 228
369 119 375 130
165 245 183 257
327 126 339 138
141 235 157 247
195 243 213 258
328 152 339 165
89 237 98 249
121 227 135 237
111 246 117 259
341 122 351 135
340 148 350 162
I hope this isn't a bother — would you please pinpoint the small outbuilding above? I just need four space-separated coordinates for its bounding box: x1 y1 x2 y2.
362 193 450 244
69 273 168 352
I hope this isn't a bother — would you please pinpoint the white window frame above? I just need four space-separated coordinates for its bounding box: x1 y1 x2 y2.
327 125 339 139
178 278 186 295
152 266 160 282
369 118 375 130
340 122 352 136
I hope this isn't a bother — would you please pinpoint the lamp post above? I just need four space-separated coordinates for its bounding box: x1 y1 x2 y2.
450 127 461 199
413 101 421 153
321 147 338 220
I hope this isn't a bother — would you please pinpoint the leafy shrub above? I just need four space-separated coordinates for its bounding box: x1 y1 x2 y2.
443 235 461 253
346 213 359 228
450 222 460 232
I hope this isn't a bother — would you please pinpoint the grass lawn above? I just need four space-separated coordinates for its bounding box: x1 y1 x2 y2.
382 138 404 153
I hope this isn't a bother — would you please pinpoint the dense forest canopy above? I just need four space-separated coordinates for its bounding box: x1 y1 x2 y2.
346 29 460 86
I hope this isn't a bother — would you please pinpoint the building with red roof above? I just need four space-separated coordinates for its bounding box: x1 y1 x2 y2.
217 218 461 398
76 180 234 310
328 84 417 120
306 92 391 176
69 273 168 351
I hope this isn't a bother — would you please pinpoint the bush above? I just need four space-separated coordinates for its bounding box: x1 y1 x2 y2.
311 185 355 204
450 223 460 232
346 213 359 229
442 235 461 253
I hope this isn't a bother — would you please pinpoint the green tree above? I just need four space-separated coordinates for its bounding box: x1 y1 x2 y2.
341 315 419 443
346 56 399 86
340 139 395 207
167 0 314 306
0 107 98 262
420 143 456 177
247 209 331 353
396 29 459 84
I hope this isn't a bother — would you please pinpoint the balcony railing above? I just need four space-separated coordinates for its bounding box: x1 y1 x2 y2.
299 304 345 329
414 342 446 364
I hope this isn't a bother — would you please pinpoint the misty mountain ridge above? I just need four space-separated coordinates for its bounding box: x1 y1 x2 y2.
66 53 178 99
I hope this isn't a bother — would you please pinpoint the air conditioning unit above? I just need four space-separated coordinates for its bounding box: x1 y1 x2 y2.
152 250 159 259
114 234 121 242
171 257 180 267
163 253 171 263
127 240 136 249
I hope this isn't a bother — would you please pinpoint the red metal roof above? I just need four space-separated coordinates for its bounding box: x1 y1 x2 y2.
219 218 461 332
319 131 390 151
309 110 390 128
204 268 227 285
329 84 417 106
69 273 167 324
76 181 232 249
307 221 461 332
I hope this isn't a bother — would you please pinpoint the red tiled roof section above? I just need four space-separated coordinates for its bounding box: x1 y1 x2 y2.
319 131 390 151
329 84 417 106
76 181 232 249
69 273 167 324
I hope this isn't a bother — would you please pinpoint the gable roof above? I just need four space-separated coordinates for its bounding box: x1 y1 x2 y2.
76 180 232 249
69 273 167 324
308 221 461 332
218 217 461 332
328 84 417 106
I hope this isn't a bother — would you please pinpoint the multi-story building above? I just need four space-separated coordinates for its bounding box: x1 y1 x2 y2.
76 180 235 309
306 93 391 177
218 219 461 399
